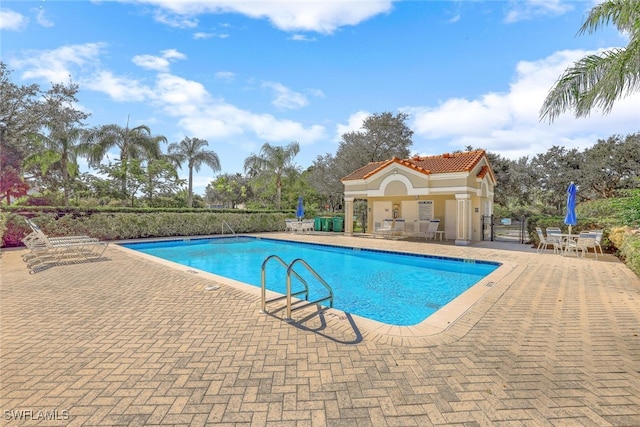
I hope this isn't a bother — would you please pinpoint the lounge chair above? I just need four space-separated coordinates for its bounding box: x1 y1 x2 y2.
22 218 109 272
424 219 441 240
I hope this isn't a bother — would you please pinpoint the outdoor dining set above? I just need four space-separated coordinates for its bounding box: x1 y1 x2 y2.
535 227 604 259
534 181 605 259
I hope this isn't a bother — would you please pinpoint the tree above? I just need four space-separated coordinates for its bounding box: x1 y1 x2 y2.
0 145 29 204
141 158 186 206
244 141 300 209
84 118 165 197
0 62 42 159
540 0 640 122
531 146 584 214
167 136 221 208
310 111 413 212
204 173 251 209
23 80 90 206
0 63 44 204
581 133 640 198
333 111 413 182
305 154 344 211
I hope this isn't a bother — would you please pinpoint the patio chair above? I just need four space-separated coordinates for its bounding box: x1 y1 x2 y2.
593 229 605 256
536 227 561 253
373 219 394 238
391 219 405 239
565 231 598 259
424 219 441 240
545 227 564 252
285 219 295 233
301 219 314 233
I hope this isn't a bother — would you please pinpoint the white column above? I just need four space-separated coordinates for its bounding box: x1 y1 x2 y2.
344 197 354 235
455 194 472 246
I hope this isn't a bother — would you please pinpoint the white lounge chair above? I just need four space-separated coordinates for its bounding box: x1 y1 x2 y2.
424 219 441 240
22 218 109 272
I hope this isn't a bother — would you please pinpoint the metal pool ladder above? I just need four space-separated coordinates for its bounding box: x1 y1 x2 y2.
221 220 236 236
261 255 334 321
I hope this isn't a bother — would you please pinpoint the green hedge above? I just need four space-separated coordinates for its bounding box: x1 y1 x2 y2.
1 209 290 247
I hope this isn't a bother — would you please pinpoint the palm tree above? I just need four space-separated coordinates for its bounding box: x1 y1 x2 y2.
540 0 640 122
83 117 165 194
168 136 221 208
24 126 85 206
244 141 300 209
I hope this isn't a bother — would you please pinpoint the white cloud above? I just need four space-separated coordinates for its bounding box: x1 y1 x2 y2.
406 48 640 160
10 42 326 150
161 49 186 60
0 8 28 31
214 71 235 82
193 31 229 39
132 54 171 72
123 0 395 34
11 43 106 83
262 82 309 110
334 110 371 142
34 7 54 27
132 49 186 72
152 10 198 28
93 72 326 146
84 70 154 102
504 0 574 23
193 31 213 39
290 34 317 42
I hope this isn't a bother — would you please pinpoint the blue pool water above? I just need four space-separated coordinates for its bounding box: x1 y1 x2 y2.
122 237 499 326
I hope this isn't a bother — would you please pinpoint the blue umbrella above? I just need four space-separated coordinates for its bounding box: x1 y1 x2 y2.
564 182 577 234
296 196 304 221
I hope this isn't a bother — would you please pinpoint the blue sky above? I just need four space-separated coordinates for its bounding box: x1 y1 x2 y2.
2 0 639 195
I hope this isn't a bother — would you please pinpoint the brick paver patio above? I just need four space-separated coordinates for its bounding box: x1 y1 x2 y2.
1 233 639 426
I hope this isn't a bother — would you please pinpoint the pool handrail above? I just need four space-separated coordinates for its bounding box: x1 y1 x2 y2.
261 255 309 313
286 258 334 320
221 220 236 236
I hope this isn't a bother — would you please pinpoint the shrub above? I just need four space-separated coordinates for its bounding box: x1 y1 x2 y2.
1 208 290 247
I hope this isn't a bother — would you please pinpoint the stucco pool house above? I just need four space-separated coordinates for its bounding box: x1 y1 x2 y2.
341 149 496 245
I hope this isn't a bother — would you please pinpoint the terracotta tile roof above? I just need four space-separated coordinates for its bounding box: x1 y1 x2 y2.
342 149 491 181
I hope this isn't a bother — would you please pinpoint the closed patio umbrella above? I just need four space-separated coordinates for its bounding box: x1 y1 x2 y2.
564 182 577 234
296 196 304 221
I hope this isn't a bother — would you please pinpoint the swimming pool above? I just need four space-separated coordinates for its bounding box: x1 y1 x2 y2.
122 236 500 326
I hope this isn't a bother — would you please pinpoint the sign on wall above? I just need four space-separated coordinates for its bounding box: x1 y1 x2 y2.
418 200 434 220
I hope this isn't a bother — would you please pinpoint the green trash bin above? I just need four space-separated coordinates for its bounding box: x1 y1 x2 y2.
314 217 322 231
332 217 344 232
321 217 333 232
